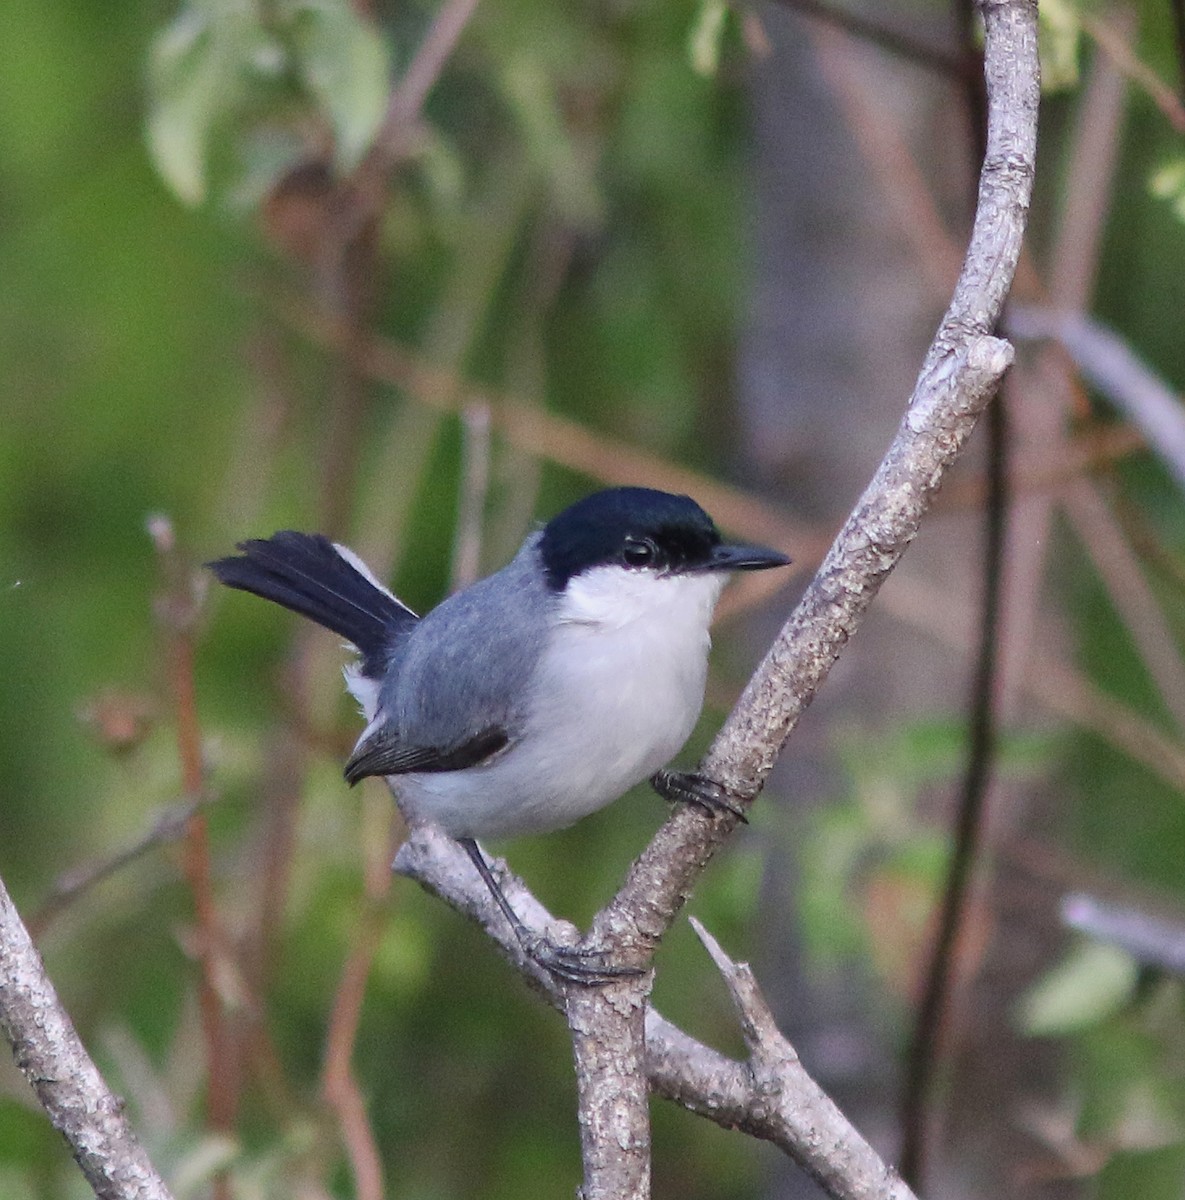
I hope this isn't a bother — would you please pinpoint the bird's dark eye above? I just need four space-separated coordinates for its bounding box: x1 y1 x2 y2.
622 536 658 567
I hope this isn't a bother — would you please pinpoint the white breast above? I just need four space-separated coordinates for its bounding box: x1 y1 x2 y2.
395 566 726 840
535 565 725 788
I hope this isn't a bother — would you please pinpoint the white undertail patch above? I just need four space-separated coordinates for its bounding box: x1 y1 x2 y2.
343 664 381 722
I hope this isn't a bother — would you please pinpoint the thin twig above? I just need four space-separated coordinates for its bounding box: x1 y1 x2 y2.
350 150 537 581
1063 481 1185 729
450 400 492 592
1048 13 1131 313
320 799 399 1200
147 515 238 1196
884 569 1185 793
275 295 817 556
29 791 217 937
381 0 483 140
1114 492 1185 594
1172 0 1185 107
27 778 299 1129
1062 892 1185 975
899 3 997 1183
938 421 1145 505
1083 13 1185 134
690 919 917 1200
899 390 1007 1186
483 219 569 568
1009 308 1185 494
0 871 177 1200
248 730 305 1013
809 23 964 294
773 0 967 79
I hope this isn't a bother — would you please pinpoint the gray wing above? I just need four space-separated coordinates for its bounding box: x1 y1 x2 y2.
346 540 551 782
343 725 509 784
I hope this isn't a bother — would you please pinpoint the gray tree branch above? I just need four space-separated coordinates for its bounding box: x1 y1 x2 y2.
0 2 1038 1197
395 825 918 1200
687 918 915 1200
398 2 1038 1198
0 873 175 1200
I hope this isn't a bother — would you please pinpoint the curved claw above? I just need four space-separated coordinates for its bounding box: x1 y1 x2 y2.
527 938 645 986
457 837 643 986
650 769 748 823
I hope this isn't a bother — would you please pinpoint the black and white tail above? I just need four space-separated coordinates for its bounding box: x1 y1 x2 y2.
207 532 417 679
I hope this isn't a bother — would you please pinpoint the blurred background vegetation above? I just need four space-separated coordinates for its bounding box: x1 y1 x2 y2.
2 1 1185 1198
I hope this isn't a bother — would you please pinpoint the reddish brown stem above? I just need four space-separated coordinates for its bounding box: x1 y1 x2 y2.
321 909 388 1200
320 802 398 1200
151 517 238 1200
171 634 238 1141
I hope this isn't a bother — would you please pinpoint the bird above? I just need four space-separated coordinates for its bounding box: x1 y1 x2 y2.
208 486 789 981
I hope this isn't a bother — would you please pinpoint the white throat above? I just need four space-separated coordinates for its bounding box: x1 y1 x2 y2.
556 564 726 633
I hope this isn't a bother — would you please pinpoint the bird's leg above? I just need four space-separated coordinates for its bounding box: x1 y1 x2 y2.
457 838 643 985
650 768 748 823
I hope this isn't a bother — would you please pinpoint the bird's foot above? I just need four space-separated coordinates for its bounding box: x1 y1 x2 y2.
525 936 645 986
650 769 748 823
458 837 643 986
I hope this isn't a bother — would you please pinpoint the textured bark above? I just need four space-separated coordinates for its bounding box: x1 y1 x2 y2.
689 920 915 1200
394 8 1039 1198
569 982 652 1200
589 0 1038 967
0 874 175 1200
0 5 1036 1199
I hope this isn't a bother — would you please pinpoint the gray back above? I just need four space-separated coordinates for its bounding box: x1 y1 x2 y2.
378 534 554 749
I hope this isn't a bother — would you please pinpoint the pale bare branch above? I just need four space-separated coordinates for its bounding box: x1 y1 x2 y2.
689 919 916 1200
398 4 1039 1197
0 873 176 1200
1010 307 1185 493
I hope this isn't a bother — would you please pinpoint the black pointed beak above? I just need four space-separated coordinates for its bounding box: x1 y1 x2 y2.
707 542 792 572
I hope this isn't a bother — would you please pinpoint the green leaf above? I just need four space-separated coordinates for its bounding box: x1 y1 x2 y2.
1019 940 1139 1036
1037 0 1081 92
145 6 277 205
146 10 218 205
285 0 390 172
1149 156 1185 223
689 0 730 78
499 55 604 229
170 1133 241 1196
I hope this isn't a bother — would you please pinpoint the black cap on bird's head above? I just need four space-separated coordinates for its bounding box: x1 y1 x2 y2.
538 486 790 592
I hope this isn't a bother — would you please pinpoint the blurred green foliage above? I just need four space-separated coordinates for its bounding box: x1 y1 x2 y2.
0 1 765 1196
4 0 1185 1198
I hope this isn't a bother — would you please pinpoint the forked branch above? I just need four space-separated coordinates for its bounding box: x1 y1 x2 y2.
398 3 1039 1198
0 3 1038 1197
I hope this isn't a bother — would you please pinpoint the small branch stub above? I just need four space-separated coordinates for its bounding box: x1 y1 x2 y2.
361 4 1042 1198
690 919 917 1200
